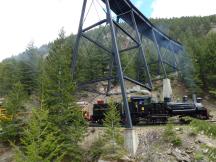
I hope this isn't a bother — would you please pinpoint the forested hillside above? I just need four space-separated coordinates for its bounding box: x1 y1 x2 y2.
152 15 216 95
0 15 215 97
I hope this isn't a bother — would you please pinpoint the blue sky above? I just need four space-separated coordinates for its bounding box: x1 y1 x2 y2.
131 0 154 17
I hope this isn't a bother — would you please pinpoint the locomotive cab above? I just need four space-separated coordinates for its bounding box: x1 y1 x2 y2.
128 96 151 113
128 96 168 124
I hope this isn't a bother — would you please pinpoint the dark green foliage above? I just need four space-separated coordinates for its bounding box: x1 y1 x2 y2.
84 138 105 162
0 82 27 142
3 82 27 115
101 100 125 159
76 42 110 83
13 109 65 162
0 43 46 96
18 43 42 95
42 30 87 160
103 100 123 146
0 59 20 96
152 15 216 95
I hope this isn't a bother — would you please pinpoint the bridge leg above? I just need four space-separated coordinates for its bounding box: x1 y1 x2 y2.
71 0 87 78
106 58 114 95
106 17 120 95
152 29 167 78
169 42 178 72
105 0 132 128
131 10 153 89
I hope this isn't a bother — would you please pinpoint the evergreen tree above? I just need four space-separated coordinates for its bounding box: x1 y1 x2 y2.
18 43 41 95
13 109 65 162
102 99 125 158
43 29 87 160
0 82 27 142
0 59 20 96
103 100 123 145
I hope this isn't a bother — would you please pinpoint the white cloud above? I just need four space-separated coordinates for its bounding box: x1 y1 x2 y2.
151 0 216 18
0 0 105 61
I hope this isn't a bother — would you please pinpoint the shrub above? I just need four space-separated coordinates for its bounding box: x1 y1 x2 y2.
190 119 216 138
163 123 182 146
207 146 216 161
194 152 204 161
84 138 105 162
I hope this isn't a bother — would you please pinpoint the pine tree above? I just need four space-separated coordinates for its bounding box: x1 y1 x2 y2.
18 43 41 95
13 109 65 162
0 59 20 96
43 29 87 160
0 82 27 142
102 99 125 158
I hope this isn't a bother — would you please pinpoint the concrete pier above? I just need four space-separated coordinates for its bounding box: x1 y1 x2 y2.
163 78 172 99
124 128 139 155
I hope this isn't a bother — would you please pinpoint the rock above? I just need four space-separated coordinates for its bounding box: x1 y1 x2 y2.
98 155 134 162
202 149 209 154
175 128 181 131
172 148 191 162
98 159 119 162
196 135 216 148
166 148 172 155
185 149 193 154
185 145 195 154
118 155 134 162
0 150 14 162
195 139 201 144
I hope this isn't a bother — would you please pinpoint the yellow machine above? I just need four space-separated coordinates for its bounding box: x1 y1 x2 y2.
0 98 12 121
0 108 13 121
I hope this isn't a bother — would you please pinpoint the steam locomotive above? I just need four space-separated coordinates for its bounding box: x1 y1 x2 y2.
91 96 209 125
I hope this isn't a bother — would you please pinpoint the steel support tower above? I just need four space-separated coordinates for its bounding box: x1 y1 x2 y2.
72 0 182 128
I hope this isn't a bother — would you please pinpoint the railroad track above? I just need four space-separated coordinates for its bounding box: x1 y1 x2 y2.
207 120 216 123
88 119 216 127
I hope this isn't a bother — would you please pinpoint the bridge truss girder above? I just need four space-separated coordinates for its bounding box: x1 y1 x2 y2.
72 0 179 128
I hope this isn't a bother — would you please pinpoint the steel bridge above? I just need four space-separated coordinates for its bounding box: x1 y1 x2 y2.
72 0 183 128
